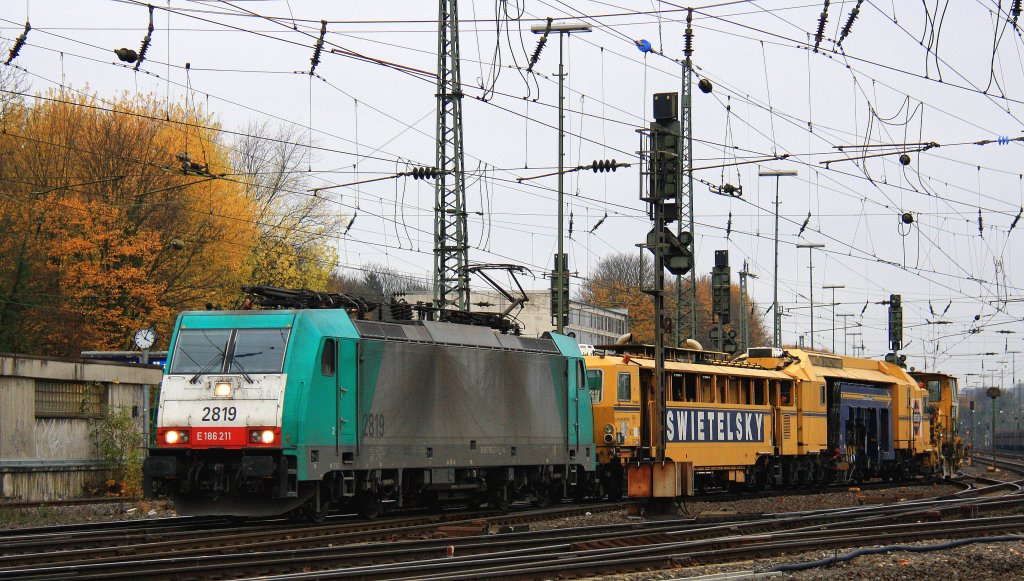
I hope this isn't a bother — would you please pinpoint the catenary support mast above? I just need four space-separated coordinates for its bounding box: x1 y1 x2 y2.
433 0 470 314
676 9 698 346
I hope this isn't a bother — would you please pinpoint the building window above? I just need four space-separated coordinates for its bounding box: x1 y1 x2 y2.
35 380 107 419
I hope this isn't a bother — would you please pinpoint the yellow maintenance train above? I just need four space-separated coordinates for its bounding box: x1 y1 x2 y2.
585 344 957 499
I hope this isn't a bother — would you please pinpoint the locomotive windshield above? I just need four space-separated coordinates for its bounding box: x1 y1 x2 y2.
169 328 291 375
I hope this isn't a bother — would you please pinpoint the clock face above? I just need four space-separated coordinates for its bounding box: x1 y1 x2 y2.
135 328 156 349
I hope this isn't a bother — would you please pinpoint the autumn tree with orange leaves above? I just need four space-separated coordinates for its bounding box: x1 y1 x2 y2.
0 89 258 355
578 252 771 352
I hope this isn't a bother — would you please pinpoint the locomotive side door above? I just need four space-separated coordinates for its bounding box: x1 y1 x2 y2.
568 358 587 455
338 338 359 451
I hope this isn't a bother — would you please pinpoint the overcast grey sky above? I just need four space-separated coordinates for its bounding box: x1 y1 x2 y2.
2 1 1023 385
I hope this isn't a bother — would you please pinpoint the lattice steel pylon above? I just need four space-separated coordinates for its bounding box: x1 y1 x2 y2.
433 0 470 313
674 9 699 346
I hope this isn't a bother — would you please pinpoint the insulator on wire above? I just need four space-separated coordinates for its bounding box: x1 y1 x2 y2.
410 166 442 180
798 211 811 236
899 153 911 166
135 5 155 71
813 0 830 53
310 20 327 74
4 21 30 65
1010 207 1022 232
838 0 864 46
726 211 732 239
527 18 552 73
684 9 693 57
590 159 620 173
589 212 607 234
978 209 984 237
1012 0 1022 26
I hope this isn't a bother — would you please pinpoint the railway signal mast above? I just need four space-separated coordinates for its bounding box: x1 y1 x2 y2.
886 294 906 368
638 92 692 503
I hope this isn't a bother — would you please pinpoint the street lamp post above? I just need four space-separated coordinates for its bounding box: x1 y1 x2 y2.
531 22 591 333
796 243 825 350
759 169 798 348
823 284 844 353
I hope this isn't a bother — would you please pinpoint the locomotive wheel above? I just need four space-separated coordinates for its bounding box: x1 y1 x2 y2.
531 483 550 507
304 500 331 523
490 487 510 512
357 492 382 519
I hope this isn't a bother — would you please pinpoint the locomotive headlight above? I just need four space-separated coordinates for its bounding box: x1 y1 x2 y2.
250 429 276 444
164 430 187 444
604 424 614 434
213 382 233 397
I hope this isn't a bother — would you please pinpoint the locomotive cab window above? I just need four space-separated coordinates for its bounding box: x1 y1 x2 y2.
925 380 941 403
321 338 336 376
617 372 632 402
169 328 290 375
754 379 766 405
230 329 290 373
670 373 684 402
950 378 959 422
780 380 793 406
699 375 714 403
685 374 697 402
169 329 231 374
587 369 604 403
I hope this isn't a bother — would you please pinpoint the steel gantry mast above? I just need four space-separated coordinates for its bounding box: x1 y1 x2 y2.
433 0 470 314
675 9 699 346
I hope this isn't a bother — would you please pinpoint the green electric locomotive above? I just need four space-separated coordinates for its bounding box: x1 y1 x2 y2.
143 302 596 519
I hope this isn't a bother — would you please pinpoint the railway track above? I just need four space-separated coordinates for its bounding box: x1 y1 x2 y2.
0 496 139 511
0 501 630 576
1 483 1020 580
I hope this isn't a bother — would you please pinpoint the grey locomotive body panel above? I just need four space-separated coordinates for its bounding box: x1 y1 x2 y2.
350 320 573 470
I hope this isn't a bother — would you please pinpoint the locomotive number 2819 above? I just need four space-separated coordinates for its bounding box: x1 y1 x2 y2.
202 406 237 421
363 413 384 437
